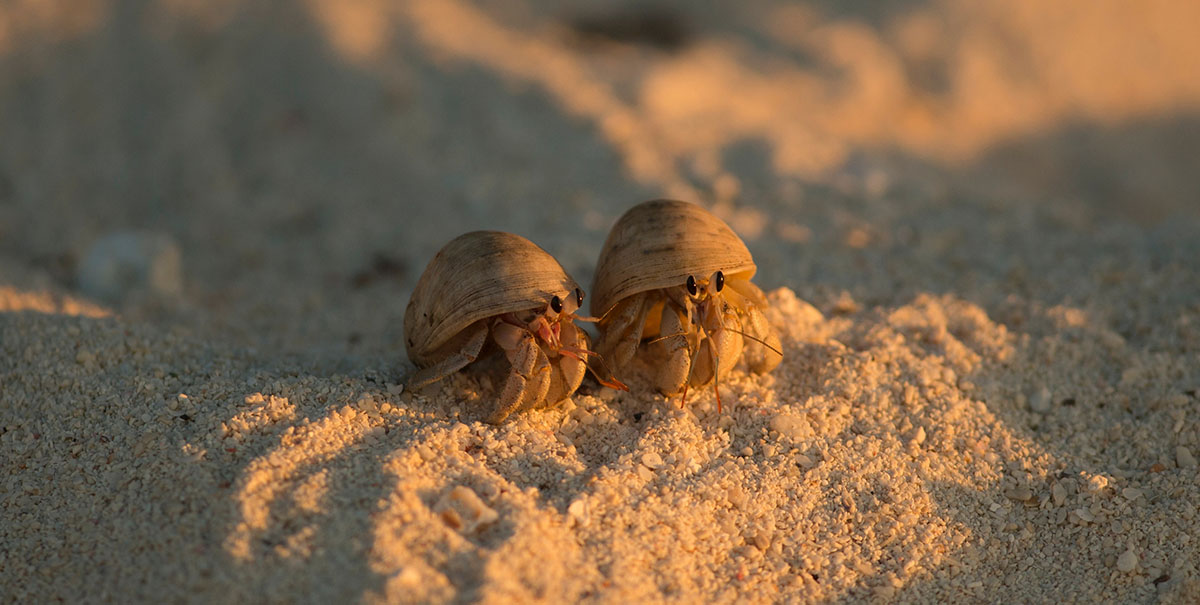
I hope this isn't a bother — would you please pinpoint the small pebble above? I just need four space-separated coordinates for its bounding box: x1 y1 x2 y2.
434 486 498 534
641 452 664 469
770 413 813 440
1029 386 1052 413
571 408 593 424
636 466 654 482
416 445 435 461
753 531 771 551
78 231 183 302
1117 549 1138 573
568 499 587 518
1006 486 1033 501
1086 474 1109 494
75 349 95 366
1052 483 1067 506
1177 446 1197 469
910 426 926 446
727 486 747 510
567 499 588 526
394 567 421 587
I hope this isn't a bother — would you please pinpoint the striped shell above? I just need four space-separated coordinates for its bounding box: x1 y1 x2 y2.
591 199 756 317
405 231 578 366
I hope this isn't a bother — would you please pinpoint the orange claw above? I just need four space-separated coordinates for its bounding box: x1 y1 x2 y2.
597 375 629 392
676 371 722 414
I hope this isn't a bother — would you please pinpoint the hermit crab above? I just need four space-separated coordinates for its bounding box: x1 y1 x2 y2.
405 231 624 423
591 199 782 410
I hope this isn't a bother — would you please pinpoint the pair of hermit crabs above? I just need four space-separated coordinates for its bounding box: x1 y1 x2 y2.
404 199 782 423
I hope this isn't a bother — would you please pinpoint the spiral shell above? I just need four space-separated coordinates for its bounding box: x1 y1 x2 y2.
405 231 578 366
591 199 756 317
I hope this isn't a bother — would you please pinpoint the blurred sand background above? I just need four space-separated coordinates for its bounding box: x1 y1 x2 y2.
2 0 1200 602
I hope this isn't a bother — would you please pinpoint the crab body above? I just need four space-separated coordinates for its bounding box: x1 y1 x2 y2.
592 200 782 407
405 231 590 423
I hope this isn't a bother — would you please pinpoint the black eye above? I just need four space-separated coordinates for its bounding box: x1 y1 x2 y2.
575 288 584 307
550 295 563 313
686 275 698 296
714 271 725 292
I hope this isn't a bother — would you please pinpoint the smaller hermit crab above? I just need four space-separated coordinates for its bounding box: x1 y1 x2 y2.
591 200 782 411
404 231 625 423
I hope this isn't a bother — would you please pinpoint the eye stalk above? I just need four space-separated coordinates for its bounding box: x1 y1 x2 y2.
714 271 725 292
686 275 698 296
550 295 564 314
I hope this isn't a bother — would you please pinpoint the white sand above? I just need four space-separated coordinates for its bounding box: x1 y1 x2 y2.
3 1 1200 602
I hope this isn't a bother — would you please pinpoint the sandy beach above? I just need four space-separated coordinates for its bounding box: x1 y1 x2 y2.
3 0 1200 602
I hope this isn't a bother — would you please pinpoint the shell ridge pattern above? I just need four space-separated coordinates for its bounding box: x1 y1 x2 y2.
407 231 576 361
592 200 756 316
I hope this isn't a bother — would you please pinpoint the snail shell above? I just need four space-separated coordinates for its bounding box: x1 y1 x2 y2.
405 231 578 366
591 199 756 318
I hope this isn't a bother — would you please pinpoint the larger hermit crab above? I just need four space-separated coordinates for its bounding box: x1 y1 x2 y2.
405 231 623 423
591 199 782 410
